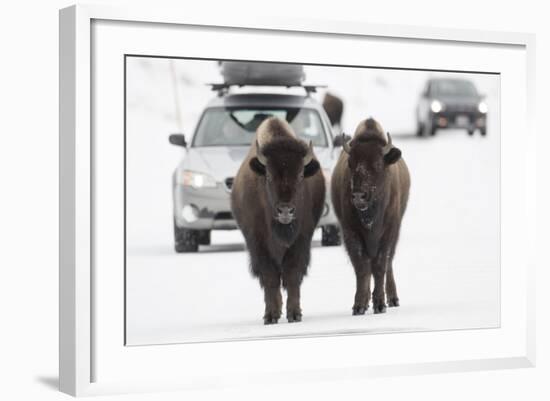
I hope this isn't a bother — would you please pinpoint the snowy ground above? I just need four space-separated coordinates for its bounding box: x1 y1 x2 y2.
125 58 500 345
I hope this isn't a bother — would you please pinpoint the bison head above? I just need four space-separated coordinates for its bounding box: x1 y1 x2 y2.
249 138 320 225
343 132 401 212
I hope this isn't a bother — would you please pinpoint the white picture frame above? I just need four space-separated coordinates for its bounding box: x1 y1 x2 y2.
59 4 536 397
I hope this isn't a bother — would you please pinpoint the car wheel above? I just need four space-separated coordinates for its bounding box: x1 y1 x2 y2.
467 129 475 136
480 128 487 136
322 225 341 246
423 121 436 137
198 230 211 246
174 222 199 253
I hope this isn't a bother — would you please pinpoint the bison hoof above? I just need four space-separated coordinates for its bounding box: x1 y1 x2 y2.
287 312 302 323
352 305 367 315
388 298 400 307
373 303 387 314
263 310 281 325
263 315 279 325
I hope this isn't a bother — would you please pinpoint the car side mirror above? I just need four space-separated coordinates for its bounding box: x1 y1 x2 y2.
333 134 351 147
169 133 187 147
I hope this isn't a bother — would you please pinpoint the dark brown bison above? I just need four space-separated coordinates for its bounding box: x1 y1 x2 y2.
231 117 325 324
322 92 344 127
331 118 410 315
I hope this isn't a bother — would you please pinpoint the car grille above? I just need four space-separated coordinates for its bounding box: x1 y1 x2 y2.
445 104 477 113
214 212 234 220
224 177 234 192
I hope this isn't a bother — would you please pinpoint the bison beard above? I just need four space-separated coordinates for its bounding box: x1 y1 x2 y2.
355 204 382 258
272 219 299 246
357 202 377 230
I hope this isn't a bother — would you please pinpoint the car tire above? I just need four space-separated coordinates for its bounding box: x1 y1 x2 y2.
322 225 341 246
416 122 424 137
423 121 436 137
174 222 199 253
480 128 487 136
467 129 475 136
198 230 211 246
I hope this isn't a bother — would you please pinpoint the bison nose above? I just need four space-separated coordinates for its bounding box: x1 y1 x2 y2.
352 192 367 203
276 204 296 217
351 192 369 211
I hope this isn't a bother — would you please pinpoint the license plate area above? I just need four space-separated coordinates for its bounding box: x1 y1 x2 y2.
455 115 470 127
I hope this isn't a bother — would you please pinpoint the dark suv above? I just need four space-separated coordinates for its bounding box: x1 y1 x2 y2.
416 78 487 137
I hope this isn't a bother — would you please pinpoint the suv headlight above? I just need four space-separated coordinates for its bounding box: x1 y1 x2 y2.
478 101 488 114
430 100 444 113
180 170 217 189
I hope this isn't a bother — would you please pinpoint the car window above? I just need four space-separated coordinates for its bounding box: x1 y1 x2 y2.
431 80 478 97
192 107 328 147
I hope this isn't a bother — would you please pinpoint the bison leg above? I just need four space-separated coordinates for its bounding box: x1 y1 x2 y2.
248 239 282 325
371 254 388 314
282 270 304 323
263 286 282 325
343 232 371 315
385 260 399 307
281 241 310 323
258 270 282 325
353 270 371 315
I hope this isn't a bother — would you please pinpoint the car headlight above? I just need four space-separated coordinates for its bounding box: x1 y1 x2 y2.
478 101 488 114
180 170 217 189
430 100 443 113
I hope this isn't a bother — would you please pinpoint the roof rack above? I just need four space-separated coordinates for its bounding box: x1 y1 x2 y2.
206 83 327 97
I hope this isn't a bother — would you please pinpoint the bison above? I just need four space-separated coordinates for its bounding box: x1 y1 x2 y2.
322 92 344 128
331 118 410 315
231 117 325 324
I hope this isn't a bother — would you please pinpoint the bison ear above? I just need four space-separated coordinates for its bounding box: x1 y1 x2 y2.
249 157 266 175
304 159 321 178
384 147 401 165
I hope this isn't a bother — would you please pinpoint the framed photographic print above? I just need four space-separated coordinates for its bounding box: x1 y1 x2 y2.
59 4 536 396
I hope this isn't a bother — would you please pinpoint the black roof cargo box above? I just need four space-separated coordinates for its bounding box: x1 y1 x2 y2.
219 61 305 86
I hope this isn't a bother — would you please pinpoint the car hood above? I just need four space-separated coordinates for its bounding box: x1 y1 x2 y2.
181 146 249 181
181 146 336 182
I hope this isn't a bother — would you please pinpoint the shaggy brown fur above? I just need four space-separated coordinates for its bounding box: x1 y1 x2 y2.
231 117 325 324
322 92 344 127
331 117 410 315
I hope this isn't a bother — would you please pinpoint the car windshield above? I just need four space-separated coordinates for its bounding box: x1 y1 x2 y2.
192 107 328 147
432 80 478 97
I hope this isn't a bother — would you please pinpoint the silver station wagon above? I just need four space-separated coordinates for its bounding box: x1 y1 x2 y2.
169 64 342 252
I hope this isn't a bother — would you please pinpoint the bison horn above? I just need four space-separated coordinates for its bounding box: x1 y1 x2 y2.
303 140 314 165
255 140 268 166
343 133 352 154
383 132 393 155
